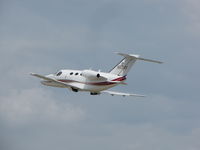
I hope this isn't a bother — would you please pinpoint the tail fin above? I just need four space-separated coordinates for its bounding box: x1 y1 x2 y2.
109 52 163 76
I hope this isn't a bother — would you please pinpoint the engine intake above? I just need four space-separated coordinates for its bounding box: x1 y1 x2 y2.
97 73 100 78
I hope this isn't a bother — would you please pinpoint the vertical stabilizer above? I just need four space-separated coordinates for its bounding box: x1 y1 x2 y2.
109 53 138 76
109 52 163 76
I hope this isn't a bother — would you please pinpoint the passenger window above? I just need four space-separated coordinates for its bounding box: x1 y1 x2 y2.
70 72 73 75
56 71 62 76
75 73 79 75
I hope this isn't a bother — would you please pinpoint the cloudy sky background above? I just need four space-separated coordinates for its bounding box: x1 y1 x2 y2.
0 0 200 150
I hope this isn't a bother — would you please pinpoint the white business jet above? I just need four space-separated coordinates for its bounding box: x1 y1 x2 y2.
31 53 162 97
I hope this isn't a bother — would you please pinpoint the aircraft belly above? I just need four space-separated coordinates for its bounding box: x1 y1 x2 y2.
69 82 85 90
41 79 117 92
82 84 116 92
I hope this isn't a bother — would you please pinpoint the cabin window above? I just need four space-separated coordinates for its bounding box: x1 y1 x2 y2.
75 73 79 75
70 72 73 75
56 71 62 76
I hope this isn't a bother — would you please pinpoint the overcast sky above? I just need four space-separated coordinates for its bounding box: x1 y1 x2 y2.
0 0 200 150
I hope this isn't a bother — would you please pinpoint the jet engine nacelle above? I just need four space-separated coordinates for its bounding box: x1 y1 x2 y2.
82 70 101 79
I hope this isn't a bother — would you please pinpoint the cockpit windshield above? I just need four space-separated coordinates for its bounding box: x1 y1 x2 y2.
56 71 62 76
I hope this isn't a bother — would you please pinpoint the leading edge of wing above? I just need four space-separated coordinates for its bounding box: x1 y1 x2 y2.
30 73 54 81
102 90 146 97
30 73 70 88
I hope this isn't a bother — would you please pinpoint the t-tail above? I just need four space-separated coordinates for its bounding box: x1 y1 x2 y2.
109 52 163 76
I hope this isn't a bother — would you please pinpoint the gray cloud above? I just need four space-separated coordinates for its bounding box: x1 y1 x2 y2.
0 88 85 125
0 0 200 150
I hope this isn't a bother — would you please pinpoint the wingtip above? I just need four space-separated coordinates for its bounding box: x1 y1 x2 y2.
30 72 36 76
114 52 120 55
154 61 163 64
139 95 146 97
130 94 146 97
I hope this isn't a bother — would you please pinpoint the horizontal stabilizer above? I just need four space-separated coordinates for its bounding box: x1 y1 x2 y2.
116 52 163 64
137 57 163 64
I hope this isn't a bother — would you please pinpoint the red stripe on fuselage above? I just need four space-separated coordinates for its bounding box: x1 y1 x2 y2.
58 76 126 86
58 80 116 86
112 76 126 81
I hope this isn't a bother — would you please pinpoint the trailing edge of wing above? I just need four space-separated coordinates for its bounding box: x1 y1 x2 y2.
102 90 146 97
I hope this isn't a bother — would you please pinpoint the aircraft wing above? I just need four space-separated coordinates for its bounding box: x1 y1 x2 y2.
102 90 146 97
30 73 78 89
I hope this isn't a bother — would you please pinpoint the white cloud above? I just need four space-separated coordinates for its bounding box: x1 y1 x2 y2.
101 123 200 150
184 0 200 19
0 88 85 126
16 122 199 150
182 0 200 35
